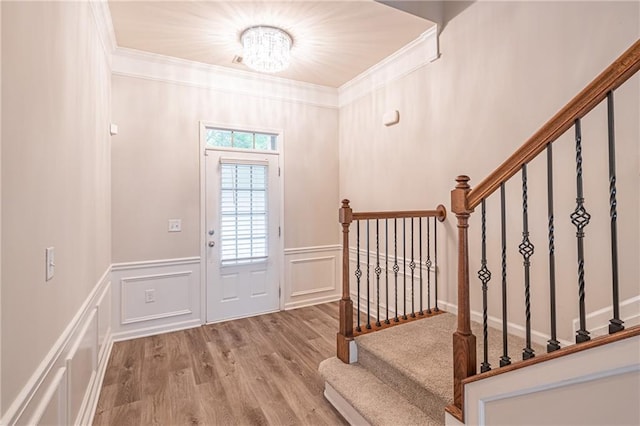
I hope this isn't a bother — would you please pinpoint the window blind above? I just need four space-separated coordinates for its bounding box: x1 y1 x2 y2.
220 163 268 265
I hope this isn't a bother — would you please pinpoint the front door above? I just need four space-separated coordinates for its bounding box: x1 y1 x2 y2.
205 150 280 323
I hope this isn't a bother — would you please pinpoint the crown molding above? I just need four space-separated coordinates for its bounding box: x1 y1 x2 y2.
112 48 340 109
88 0 117 64
338 26 439 107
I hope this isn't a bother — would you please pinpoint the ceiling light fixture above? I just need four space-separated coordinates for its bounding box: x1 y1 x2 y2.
241 26 292 74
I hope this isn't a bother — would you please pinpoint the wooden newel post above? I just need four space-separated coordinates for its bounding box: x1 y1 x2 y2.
337 199 354 363
451 176 477 412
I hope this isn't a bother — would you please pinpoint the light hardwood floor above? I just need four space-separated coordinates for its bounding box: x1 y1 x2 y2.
93 302 348 426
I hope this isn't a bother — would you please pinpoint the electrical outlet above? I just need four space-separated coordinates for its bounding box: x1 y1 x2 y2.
168 219 182 232
145 289 155 303
46 247 55 281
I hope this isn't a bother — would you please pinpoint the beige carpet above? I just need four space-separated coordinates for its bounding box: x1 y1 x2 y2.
320 313 545 425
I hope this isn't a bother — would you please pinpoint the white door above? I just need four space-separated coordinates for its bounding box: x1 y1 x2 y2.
205 150 280 323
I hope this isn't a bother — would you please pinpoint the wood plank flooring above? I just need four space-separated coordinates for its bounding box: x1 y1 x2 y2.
93 302 347 426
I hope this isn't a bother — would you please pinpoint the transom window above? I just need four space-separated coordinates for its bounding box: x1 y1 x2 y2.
206 128 277 151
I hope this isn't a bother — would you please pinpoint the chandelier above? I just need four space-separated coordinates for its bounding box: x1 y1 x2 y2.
241 26 292 73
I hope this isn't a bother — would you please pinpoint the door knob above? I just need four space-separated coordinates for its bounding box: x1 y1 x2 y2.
208 241 215 247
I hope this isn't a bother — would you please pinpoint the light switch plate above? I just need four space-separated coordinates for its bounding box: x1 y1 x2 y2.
168 219 182 232
46 247 55 281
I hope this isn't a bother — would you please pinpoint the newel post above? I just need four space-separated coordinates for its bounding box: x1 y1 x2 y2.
451 176 477 411
337 199 354 363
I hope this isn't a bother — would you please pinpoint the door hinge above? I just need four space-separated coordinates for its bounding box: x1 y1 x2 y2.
278 226 281 237
278 167 281 177
279 287 281 298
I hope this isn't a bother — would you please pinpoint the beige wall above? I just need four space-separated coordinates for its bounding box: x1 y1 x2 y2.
1 1 111 414
111 75 339 262
339 1 639 342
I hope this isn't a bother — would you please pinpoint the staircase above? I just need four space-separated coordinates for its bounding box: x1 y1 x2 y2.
320 313 541 425
323 39 640 425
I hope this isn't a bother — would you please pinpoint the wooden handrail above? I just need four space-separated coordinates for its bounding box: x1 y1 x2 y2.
467 39 640 210
352 205 446 221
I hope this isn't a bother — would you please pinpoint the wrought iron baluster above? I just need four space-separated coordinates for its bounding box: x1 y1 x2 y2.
419 218 424 316
519 164 535 360
607 91 624 334
385 219 390 325
479 199 492 372
375 219 382 327
393 219 399 322
434 217 439 312
355 220 362 332
547 144 561 352
403 218 408 320
410 218 416 317
426 218 432 314
571 118 591 344
500 183 511 367
366 220 371 329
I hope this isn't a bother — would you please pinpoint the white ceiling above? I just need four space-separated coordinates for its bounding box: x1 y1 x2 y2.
108 1 436 88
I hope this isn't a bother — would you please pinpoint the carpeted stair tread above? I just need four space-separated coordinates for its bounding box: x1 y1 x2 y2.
354 312 544 418
319 357 444 426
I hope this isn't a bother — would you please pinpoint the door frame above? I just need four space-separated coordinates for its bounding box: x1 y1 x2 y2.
198 120 286 324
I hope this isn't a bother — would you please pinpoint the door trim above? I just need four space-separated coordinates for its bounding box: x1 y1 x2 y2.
198 121 286 324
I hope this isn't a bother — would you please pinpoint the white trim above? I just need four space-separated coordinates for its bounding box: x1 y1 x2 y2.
284 244 342 255
83 337 112 426
1 268 112 426
112 47 339 109
87 0 116 63
284 294 341 311
338 26 439 107
572 295 640 337
439 301 573 349
112 319 202 342
26 367 66 426
324 382 370 426
111 257 200 271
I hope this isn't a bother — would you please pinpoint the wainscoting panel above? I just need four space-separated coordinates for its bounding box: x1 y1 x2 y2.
284 245 342 310
66 310 98 425
3 269 111 426
111 257 201 341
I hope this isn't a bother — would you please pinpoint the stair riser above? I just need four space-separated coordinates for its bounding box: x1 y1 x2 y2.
358 345 448 421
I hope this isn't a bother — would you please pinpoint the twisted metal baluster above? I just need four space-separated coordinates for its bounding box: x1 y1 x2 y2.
500 183 511 367
355 220 362 332
410 218 416 317
426 218 432 314
607 91 624 334
419 218 424 315
393 219 399 322
434 217 439 312
366 220 371 330
385 219 390 324
479 199 492 373
375 219 382 327
547 144 561 352
571 119 591 344
519 164 535 360
403 218 408 320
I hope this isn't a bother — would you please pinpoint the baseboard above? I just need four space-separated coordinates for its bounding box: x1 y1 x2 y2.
439 301 573 349
1 268 112 426
572 295 640 338
284 294 341 311
111 318 201 342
